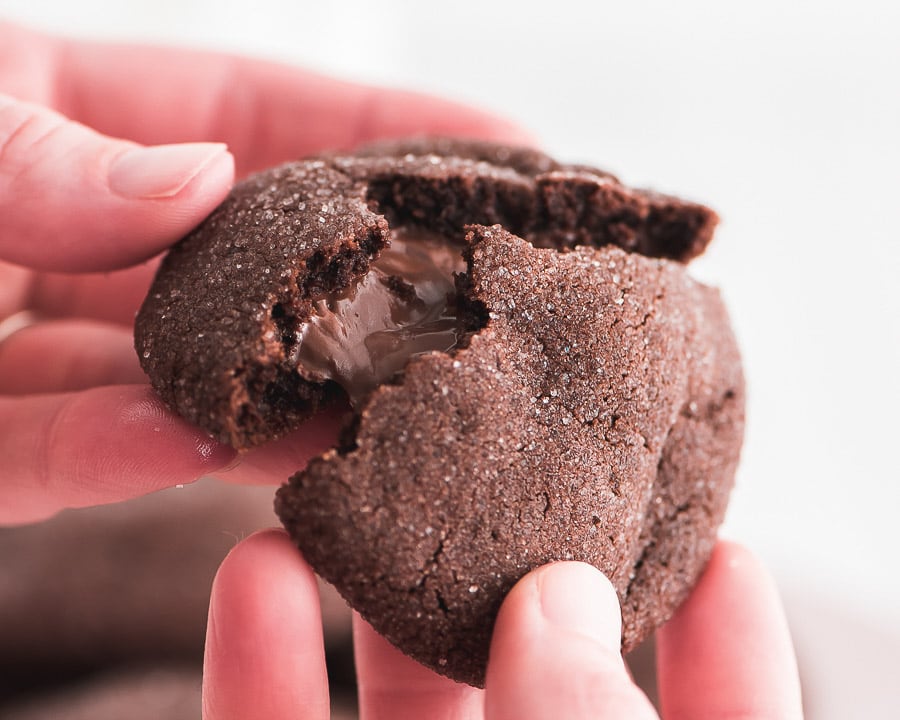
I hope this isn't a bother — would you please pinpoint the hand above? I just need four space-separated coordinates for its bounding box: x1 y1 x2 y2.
0 22 531 525
203 535 803 719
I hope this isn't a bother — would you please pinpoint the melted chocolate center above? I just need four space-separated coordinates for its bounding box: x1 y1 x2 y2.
293 228 465 404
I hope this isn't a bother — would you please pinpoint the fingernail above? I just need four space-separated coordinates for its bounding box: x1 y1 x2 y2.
109 142 229 199
537 562 622 647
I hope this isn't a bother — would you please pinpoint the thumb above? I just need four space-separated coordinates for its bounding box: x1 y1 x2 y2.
0 93 233 272
485 562 658 720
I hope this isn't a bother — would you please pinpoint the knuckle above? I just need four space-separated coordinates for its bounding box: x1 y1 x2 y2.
0 99 67 175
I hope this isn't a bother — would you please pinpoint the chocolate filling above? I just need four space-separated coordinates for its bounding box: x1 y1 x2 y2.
293 228 465 404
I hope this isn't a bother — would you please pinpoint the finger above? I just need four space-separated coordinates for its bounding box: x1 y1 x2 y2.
0 385 236 525
353 614 484 720
0 260 31 317
60 41 536 175
0 93 234 272
0 319 145 394
216 406 346 485
0 258 158 328
0 21 58 103
656 542 803 720
202 529 329 720
1 23 535 176
27 259 161 326
485 562 658 720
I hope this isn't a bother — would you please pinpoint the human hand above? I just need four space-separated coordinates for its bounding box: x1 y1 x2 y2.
202 534 803 719
0 21 532 524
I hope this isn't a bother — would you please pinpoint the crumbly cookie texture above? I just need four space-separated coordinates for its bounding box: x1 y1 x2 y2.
135 138 742 687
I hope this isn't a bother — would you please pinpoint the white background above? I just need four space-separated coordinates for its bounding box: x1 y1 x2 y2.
3 1 899 716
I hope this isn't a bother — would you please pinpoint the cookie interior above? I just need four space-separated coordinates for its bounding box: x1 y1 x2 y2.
291 226 467 404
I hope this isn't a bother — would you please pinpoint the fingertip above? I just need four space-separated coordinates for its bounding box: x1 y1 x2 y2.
534 561 622 647
430 107 540 149
216 527 297 574
666 540 782 632
657 541 803 720
708 539 768 579
489 561 624 675
486 562 656 720
98 142 235 267
182 143 235 207
210 528 314 611
0 95 234 272
204 529 329 720
114 386 237 474
208 530 315 654
459 111 543 148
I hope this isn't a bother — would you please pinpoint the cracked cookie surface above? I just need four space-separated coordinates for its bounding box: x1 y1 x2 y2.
276 225 743 687
135 139 717 449
135 139 743 687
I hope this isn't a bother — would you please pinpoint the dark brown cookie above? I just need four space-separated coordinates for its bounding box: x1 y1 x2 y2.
276 226 743 686
136 141 718 449
135 139 741 687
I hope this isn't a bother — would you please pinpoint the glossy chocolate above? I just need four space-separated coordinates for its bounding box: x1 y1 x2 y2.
292 229 464 403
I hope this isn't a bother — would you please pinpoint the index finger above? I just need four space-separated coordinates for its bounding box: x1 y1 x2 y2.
1 22 535 175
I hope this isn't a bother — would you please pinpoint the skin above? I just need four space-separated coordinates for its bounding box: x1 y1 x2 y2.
1 23 804 718
0 21 531 524
204 533 804 720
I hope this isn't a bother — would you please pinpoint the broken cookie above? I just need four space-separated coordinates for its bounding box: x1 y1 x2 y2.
135 138 743 687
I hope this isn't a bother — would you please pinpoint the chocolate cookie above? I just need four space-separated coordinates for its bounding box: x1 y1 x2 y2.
135 139 718 448
135 139 743 687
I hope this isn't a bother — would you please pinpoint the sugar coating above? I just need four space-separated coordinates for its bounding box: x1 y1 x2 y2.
135 138 741 687
276 225 743 687
136 139 718 449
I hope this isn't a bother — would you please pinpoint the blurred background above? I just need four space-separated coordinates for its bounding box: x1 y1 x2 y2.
1 0 898 717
